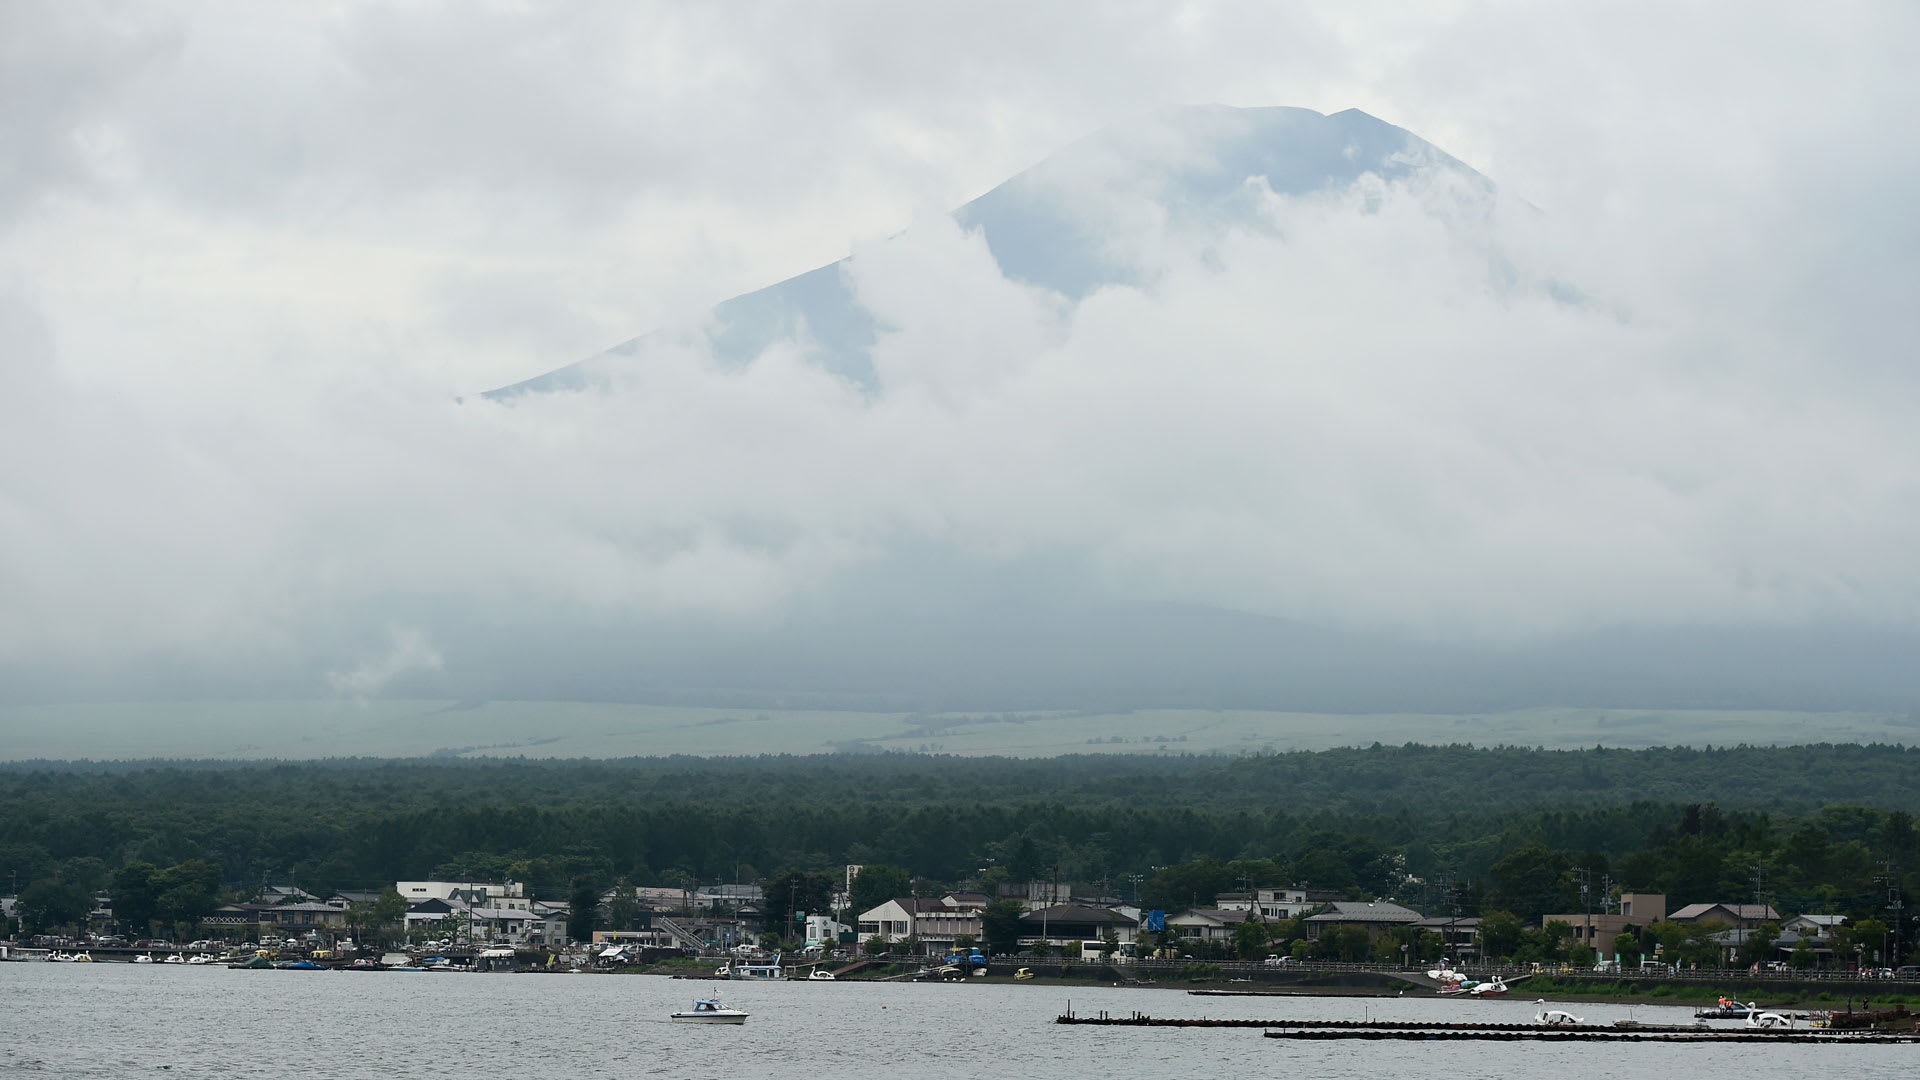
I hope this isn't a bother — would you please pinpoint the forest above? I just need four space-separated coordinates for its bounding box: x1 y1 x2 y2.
2 744 1915 944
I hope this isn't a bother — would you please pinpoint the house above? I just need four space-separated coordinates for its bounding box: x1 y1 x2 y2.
1783 914 1846 936
857 898 984 951
201 904 256 935
1411 916 1482 958
803 914 852 948
1303 901 1422 941
994 881 1072 911
252 902 349 935
1213 888 1333 920
1709 926 1834 968
403 894 545 944
1537 913 1648 959
530 900 569 945
395 880 531 909
465 904 540 942
1668 903 1780 929
1019 904 1139 947
1618 893 1666 923
1167 907 1264 942
404 897 460 934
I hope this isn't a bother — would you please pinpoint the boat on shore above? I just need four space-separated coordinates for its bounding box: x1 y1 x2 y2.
670 998 749 1024
717 952 785 980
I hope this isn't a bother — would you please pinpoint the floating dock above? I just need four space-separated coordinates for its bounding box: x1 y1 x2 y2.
1260 1028 1920 1043
1056 1011 1920 1044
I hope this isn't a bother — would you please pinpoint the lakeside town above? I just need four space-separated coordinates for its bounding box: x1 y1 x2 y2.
7 865 1916 998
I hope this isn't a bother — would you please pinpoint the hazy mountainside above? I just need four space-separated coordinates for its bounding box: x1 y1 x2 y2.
488 106 1471 397
427 106 1920 719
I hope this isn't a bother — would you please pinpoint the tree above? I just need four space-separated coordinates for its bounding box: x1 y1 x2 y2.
863 934 889 956
762 869 836 929
1676 921 1728 969
111 862 160 938
1477 910 1525 961
1100 930 1119 958
369 888 406 948
849 865 911 917
1790 936 1818 969
1737 922 1781 968
345 887 408 949
1315 925 1371 962
151 860 221 932
1488 846 1577 921
18 879 93 935
1141 858 1234 914
980 898 1026 955
1232 917 1269 960
1614 932 1642 965
1853 918 1891 964
567 875 602 943
604 879 640 934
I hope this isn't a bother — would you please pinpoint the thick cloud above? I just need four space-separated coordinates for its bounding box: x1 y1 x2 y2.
2 2 1917 707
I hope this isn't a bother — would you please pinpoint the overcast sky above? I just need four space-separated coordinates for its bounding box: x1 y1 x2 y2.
3 2 1918 703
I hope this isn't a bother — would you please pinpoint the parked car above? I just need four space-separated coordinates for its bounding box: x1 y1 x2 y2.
1263 955 1296 966
1896 966 1920 980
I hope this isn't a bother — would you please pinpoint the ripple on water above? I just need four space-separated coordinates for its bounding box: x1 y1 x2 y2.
1 965 1916 1080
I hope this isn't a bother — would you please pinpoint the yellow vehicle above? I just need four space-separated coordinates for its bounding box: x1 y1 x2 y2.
1014 967 1036 981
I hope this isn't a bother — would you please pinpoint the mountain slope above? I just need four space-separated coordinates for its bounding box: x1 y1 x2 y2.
487 106 1483 397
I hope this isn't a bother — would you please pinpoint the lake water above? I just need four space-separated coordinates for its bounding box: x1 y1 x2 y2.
2 964 1914 1079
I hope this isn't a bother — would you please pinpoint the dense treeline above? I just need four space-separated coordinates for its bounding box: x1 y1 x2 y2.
1 745 1914 942
8 741 1918 812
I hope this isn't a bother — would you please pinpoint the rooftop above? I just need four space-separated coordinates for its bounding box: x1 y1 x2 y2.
1670 903 1780 922
1305 901 1422 923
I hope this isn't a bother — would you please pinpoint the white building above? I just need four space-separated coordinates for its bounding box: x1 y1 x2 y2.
803 914 850 948
857 898 983 950
1213 888 1324 920
395 881 531 910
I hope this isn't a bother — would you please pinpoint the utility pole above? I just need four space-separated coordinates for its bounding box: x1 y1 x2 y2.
1575 867 1592 957
1880 859 1904 967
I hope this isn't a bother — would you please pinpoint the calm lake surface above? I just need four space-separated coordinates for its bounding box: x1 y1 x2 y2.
3 964 1914 1079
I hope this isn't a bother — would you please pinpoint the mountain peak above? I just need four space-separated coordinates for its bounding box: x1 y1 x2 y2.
487 105 1480 399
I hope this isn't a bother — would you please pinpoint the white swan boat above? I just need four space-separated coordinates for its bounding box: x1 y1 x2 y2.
670 998 749 1024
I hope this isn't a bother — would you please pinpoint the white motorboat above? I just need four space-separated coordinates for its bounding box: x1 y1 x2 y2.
670 998 749 1024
